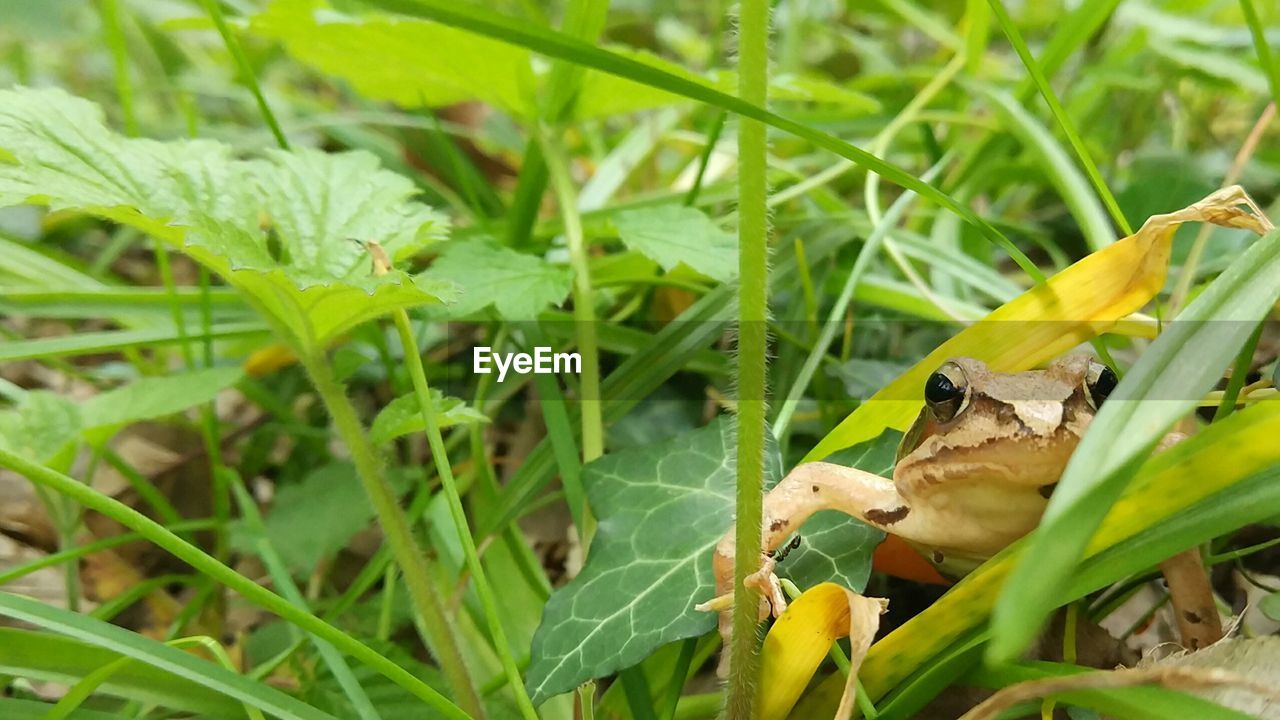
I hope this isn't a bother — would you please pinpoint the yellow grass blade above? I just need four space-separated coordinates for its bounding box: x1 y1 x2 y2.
804 186 1270 462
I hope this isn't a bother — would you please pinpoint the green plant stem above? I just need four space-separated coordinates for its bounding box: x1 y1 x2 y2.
298 353 485 719
684 111 727 207
727 0 769 716
392 310 539 720
579 682 596 720
152 237 235 574
542 131 603 535
0 446 468 720
197 0 290 150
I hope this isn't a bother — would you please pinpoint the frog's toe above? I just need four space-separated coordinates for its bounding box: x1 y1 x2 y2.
694 593 733 613
745 558 788 618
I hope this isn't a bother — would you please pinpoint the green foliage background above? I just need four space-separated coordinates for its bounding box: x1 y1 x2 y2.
0 0 1277 719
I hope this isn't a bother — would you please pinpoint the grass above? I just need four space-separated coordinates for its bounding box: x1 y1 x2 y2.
0 1 1277 719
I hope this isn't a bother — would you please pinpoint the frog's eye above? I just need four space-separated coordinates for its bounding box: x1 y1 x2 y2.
1084 361 1118 409
924 362 968 422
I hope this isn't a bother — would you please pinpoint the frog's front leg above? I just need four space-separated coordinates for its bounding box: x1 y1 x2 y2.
698 461 929 649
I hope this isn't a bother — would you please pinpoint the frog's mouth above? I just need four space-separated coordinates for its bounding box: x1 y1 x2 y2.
897 429 1082 492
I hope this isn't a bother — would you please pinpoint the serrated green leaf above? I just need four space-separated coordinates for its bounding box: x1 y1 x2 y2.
420 239 572 319
612 205 737 283
252 0 537 116
0 86 456 357
525 419 888 703
368 391 490 446
250 0 879 122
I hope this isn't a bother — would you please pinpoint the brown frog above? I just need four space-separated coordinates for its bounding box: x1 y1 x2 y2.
701 355 1221 653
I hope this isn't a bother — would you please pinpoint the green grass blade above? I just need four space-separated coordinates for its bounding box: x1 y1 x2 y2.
988 0 1132 236
0 697 122 720
0 629 241 717
970 82 1115 251
0 287 245 318
0 321 268 362
1238 0 1280 107
197 0 289 149
227 471 382 720
0 520 216 586
521 326 585 533
358 0 1044 280
772 155 950 438
44 637 269 720
0 594 334 720
0 448 469 720
990 227 1280 662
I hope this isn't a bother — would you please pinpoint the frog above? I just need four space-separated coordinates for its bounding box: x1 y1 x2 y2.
699 354 1222 654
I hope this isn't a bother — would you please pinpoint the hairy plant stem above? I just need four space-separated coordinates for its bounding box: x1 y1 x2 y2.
727 0 770 715
299 353 485 719
392 310 539 720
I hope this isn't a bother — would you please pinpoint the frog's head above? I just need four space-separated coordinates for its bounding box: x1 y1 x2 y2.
895 355 1117 493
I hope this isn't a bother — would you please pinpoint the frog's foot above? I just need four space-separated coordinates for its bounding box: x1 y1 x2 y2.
695 554 783 618
694 593 732 613
745 555 788 618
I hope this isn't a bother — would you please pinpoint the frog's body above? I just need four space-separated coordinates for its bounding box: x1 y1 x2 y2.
704 355 1114 629
703 354 1219 654
891 355 1103 573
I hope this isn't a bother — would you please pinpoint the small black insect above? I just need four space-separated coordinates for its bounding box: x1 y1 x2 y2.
772 534 802 562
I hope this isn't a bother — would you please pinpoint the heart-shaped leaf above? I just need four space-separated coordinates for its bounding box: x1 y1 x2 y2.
525 418 888 703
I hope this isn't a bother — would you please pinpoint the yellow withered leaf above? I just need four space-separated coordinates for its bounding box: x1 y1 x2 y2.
758 583 886 720
804 186 1270 462
243 343 299 377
